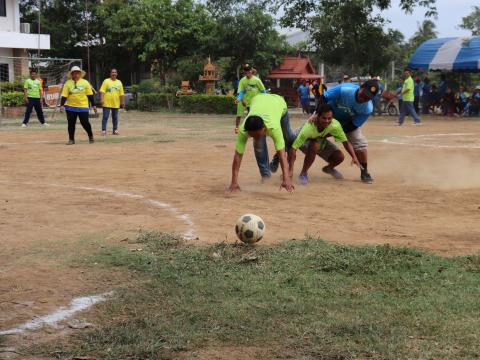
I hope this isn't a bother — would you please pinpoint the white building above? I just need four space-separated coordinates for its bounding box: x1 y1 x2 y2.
0 0 50 81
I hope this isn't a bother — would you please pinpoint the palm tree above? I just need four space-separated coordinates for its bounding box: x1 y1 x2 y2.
410 20 438 48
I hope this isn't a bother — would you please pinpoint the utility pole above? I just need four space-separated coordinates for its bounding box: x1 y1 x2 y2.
85 0 91 83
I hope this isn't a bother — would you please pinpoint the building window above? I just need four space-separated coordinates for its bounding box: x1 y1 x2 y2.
0 64 9 82
0 0 5 17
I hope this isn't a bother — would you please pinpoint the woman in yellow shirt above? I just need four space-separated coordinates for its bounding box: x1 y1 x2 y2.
60 66 97 145
99 68 125 135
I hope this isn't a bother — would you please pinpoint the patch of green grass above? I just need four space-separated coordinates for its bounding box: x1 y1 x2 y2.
29 232 480 359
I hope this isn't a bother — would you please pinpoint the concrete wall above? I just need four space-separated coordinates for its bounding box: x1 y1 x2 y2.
0 0 20 33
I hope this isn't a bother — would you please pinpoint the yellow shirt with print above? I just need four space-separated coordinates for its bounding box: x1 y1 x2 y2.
99 78 124 109
61 79 93 108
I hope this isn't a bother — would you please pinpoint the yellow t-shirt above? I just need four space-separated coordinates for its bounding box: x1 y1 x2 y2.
99 78 124 109
61 79 93 108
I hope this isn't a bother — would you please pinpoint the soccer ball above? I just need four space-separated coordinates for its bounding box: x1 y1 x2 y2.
235 214 265 244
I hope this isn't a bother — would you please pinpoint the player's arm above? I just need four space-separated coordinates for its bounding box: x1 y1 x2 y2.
342 141 360 167
23 88 28 104
120 83 125 108
228 151 243 193
277 148 294 193
287 148 297 179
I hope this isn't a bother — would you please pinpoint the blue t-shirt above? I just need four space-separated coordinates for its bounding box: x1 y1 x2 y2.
323 83 373 131
414 83 421 97
298 84 310 99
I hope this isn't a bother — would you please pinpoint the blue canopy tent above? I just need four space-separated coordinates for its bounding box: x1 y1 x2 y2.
408 37 480 72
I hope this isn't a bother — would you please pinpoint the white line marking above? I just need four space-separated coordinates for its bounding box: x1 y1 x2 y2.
373 133 480 149
0 292 112 336
0 181 196 240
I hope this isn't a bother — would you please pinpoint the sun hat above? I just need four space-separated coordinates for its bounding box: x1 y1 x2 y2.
68 66 86 79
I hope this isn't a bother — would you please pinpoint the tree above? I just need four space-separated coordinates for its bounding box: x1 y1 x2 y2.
409 20 438 48
459 6 480 36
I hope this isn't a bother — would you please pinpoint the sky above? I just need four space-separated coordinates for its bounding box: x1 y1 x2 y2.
379 0 477 40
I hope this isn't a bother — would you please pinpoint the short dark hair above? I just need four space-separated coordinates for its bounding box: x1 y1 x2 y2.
244 116 265 131
30 69 37 74
404 68 412 73
315 103 333 116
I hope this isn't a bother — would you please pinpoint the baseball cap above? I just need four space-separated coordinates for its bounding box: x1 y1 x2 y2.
361 80 380 99
243 64 252 71
343 74 350 79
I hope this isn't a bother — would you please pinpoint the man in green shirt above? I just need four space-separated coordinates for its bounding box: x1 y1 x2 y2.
228 94 295 194
235 64 270 178
398 68 421 125
288 104 360 185
22 69 48 127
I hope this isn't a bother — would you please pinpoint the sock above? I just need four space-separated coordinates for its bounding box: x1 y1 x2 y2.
360 163 368 172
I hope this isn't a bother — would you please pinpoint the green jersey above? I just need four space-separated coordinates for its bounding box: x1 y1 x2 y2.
402 76 414 102
292 119 347 150
24 78 42 98
238 75 265 106
235 94 287 154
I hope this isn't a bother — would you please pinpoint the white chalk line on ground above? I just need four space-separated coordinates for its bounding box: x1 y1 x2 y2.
373 132 480 149
0 292 113 336
0 180 196 240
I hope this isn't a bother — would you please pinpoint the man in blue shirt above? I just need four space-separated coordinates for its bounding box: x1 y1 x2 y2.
297 80 310 114
414 77 422 113
316 80 378 183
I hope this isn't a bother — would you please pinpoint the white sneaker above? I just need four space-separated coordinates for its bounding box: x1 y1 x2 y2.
412 122 423 126
41 123 50 127
21 123 28 128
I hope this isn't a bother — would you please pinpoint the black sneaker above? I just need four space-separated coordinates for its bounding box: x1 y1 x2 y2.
361 170 373 184
269 156 279 173
66 140 75 145
89 137 95 144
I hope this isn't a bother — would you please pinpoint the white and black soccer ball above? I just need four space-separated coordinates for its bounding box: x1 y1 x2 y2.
235 214 265 244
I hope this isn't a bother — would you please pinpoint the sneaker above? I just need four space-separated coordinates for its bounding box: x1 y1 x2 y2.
412 122 422 126
89 137 95 144
269 156 279 173
40 123 50 127
101 130 106 136
21 123 28 128
112 130 119 135
261 175 271 184
322 166 344 179
360 170 374 184
396 122 403 126
298 174 308 185
66 140 75 145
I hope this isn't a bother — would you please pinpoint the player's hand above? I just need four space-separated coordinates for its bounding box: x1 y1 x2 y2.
241 99 247 107
280 178 295 193
351 158 361 167
24 97 28 105
93 106 97 114
226 183 241 194
234 127 239 134
60 106 65 113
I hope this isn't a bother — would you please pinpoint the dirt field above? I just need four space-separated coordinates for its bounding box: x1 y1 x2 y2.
1 110 480 350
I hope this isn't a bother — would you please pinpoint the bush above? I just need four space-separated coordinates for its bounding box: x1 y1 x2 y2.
1 91 24 107
178 95 236 114
0 81 24 92
137 93 178 111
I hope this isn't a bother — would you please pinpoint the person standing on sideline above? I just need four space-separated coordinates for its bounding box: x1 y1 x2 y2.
99 69 125 135
397 69 421 125
60 66 96 145
22 69 48 128
236 64 269 179
421 77 431 114
297 79 310 114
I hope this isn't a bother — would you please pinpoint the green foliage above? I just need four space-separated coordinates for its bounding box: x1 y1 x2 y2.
137 93 178 111
0 81 24 92
1 92 25 107
460 6 480 36
178 95 236 114
32 234 480 359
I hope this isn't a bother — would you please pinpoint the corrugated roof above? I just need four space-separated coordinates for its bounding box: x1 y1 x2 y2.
267 57 320 79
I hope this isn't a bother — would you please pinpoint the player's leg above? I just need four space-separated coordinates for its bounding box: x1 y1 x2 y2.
269 111 295 173
398 101 407 125
32 98 46 125
78 112 94 143
253 135 270 180
112 108 119 134
22 98 35 126
347 128 372 184
319 141 344 179
298 140 318 184
406 101 421 124
101 107 110 135
66 110 77 144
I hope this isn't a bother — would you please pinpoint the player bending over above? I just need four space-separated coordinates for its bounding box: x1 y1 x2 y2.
228 94 295 194
288 104 360 185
